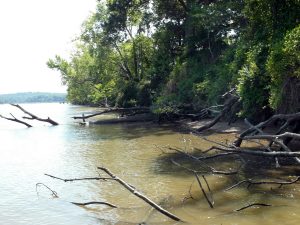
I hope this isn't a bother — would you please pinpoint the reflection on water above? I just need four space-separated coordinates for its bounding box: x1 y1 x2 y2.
0 103 300 225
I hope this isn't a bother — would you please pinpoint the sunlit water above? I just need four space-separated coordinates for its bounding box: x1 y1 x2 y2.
0 103 300 225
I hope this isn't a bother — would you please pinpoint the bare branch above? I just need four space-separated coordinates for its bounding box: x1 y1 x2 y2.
0 113 32 127
71 201 117 208
197 95 239 132
194 173 214 208
36 183 58 198
168 147 240 175
235 203 272 212
11 104 59 125
44 173 114 182
97 166 182 222
72 107 150 120
225 176 300 191
234 112 300 147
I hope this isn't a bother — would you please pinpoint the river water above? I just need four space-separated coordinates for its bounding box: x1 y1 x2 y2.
0 103 300 225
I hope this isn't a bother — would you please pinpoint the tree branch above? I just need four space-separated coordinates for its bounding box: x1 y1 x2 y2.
234 203 272 212
225 176 300 191
97 166 182 222
44 173 114 182
11 104 59 125
0 113 32 128
71 201 117 208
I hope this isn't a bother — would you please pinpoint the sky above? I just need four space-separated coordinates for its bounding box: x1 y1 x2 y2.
0 0 97 94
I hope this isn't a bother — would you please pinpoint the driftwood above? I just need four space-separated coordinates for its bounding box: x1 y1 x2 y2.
225 176 300 191
234 203 272 212
97 167 182 222
72 107 150 120
44 173 114 182
71 201 117 208
11 104 59 125
45 168 182 222
91 113 154 125
0 113 32 127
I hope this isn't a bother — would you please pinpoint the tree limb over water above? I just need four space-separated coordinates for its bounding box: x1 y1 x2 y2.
97 166 182 222
11 104 59 125
0 113 32 127
45 167 182 222
72 107 150 120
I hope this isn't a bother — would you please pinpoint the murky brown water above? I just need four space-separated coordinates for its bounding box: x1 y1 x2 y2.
0 103 300 225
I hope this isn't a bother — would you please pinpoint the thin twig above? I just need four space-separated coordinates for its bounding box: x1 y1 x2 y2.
45 173 114 182
234 203 272 212
71 201 117 208
225 176 300 191
36 183 59 198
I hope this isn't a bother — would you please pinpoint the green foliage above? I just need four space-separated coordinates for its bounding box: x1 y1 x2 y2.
47 0 300 118
267 24 300 109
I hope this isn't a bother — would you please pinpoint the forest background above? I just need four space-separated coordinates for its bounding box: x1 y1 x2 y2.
47 0 300 122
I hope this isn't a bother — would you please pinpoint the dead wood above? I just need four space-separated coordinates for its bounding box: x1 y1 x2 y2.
36 183 58 198
167 147 241 175
171 160 214 208
194 173 214 208
225 176 300 191
71 201 117 208
11 104 59 125
44 173 114 182
72 107 150 120
234 203 272 212
182 181 196 203
45 169 182 222
206 145 300 158
97 166 182 222
197 92 239 132
234 112 300 147
91 113 154 125
0 113 32 127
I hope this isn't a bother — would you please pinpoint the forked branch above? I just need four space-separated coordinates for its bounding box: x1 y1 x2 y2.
0 113 32 127
11 104 59 125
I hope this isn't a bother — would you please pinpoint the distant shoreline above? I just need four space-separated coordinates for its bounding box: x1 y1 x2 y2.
0 92 67 104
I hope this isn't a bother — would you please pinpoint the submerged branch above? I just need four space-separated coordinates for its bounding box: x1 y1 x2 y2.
71 201 117 208
225 176 300 191
36 183 58 198
234 203 272 212
194 173 214 208
44 173 114 182
97 166 182 222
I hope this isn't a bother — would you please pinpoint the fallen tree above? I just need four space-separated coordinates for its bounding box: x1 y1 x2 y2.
196 88 240 132
72 107 150 120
